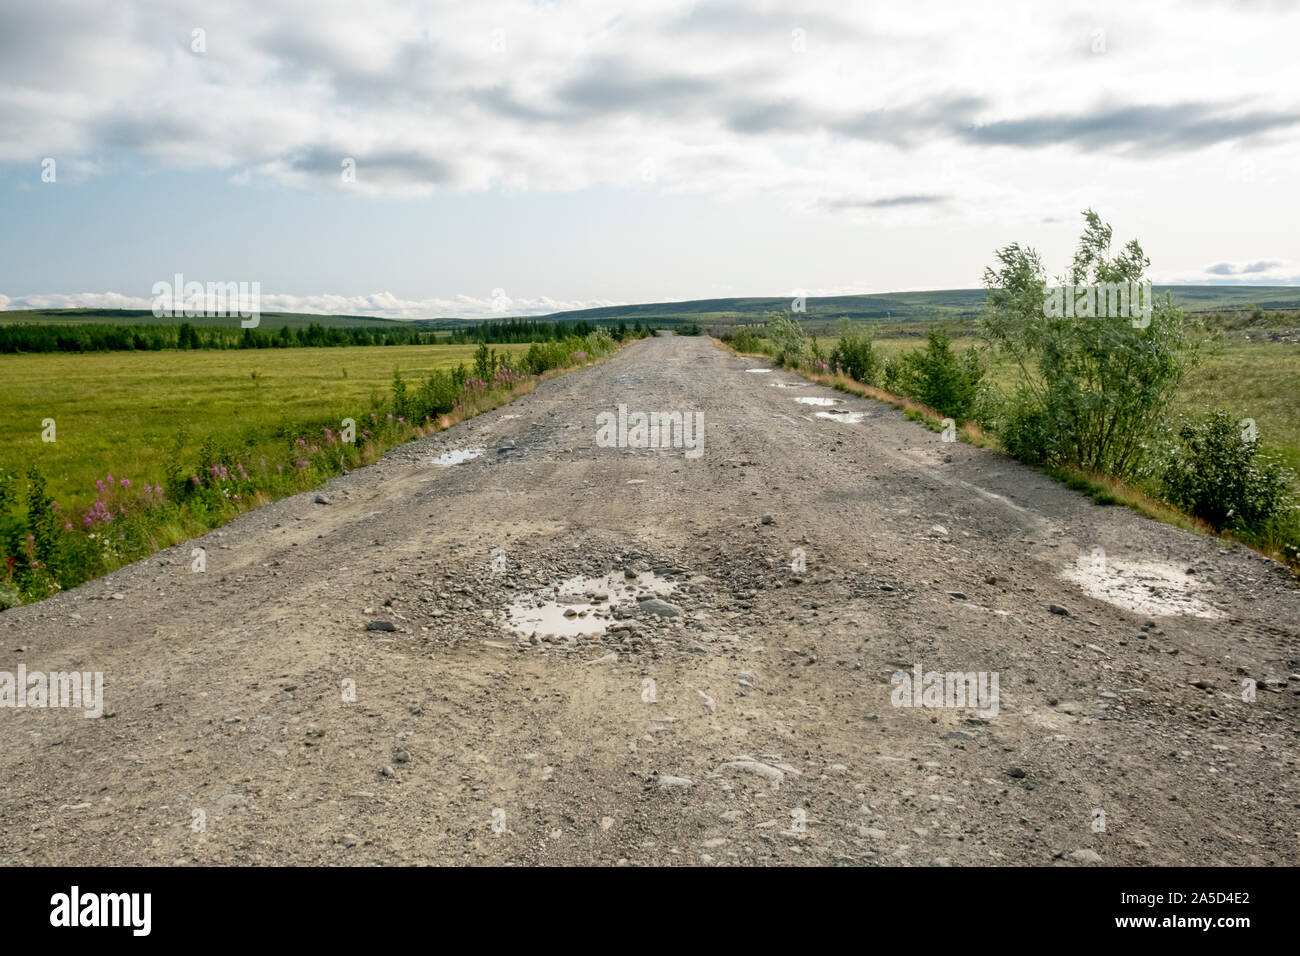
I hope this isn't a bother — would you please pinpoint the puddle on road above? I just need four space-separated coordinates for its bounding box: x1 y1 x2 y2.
768 382 801 389
1061 557 1224 618
794 397 842 407
432 448 484 466
815 409 865 423
503 570 677 639
746 368 773 374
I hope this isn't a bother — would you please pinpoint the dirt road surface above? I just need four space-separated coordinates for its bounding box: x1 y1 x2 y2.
3 334 1297 866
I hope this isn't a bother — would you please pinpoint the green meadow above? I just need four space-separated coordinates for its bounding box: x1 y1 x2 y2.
2 343 496 510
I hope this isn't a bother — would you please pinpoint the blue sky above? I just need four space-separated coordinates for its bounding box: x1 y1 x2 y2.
3 0 1299 317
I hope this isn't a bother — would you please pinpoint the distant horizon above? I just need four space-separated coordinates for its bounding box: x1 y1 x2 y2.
4 1 1298 319
5 282 1300 324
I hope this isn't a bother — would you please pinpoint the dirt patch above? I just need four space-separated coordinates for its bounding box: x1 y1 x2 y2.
1061 556 1225 618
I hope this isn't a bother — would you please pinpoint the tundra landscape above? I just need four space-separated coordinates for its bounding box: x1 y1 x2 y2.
1 0 1298 938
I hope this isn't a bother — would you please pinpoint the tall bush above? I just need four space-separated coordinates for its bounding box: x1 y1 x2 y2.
982 210 1201 475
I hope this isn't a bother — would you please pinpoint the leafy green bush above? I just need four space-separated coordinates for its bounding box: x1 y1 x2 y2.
724 327 764 353
889 329 984 419
828 323 881 385
982 210 1202 475
1161 409 1291 531
765 311 809 367
995 389 1056 465
411 366 465 419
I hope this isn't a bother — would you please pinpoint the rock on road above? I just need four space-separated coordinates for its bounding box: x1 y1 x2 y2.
2 334 1297 866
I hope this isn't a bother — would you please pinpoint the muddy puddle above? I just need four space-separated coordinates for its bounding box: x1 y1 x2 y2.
815 409 865 423
1061 557 1224 618
432 448 483 466
794 397 842 407
503 570 677 639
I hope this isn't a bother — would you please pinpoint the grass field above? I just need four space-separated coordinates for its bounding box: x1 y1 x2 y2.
814 332 1300 473
1 343 506 510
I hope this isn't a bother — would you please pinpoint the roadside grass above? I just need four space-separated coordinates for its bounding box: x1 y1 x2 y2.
1 337 639 606
716 335 1298 572
813 333 1300 473
2 344 486 511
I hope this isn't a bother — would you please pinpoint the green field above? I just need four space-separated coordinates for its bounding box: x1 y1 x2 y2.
810 331 1300 474
2 343 499 509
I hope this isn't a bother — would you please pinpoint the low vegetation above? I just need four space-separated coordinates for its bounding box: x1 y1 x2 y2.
0 328 642 608
719 211 1299 569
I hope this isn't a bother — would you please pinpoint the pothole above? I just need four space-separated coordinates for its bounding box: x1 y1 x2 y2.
815 409 865 423
503 570 678 639
794 397 842 406
432 448 484 466
1061 557 1224 618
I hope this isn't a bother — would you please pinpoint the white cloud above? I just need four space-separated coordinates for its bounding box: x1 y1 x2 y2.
0 290 622 319
3 0 1298 215
4 1 1300 301
1155 259 1300 286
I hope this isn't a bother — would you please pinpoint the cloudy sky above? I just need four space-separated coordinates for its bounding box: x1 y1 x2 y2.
2 0 1298 318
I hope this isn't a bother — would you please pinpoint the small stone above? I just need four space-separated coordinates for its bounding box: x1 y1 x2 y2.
1049 604 1069 616
640 598 682 618
366 620 396 632
761 515 775 525
314 495 330 505
1069 848 1103 864
392 749 411 764
658 775 693 790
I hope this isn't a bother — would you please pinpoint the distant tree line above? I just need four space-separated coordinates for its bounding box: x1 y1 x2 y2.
0 318 655 353
446 318 652 344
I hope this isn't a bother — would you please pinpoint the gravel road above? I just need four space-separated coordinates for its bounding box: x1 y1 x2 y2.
3 333 1297 866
